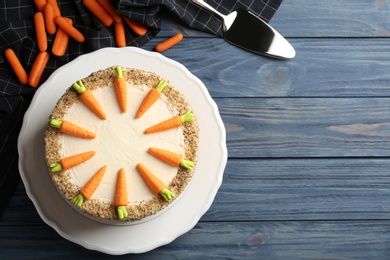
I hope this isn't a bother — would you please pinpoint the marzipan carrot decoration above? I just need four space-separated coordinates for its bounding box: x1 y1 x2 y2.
135 80 168 119
50 150 96 172
47 0 61 18
44 3 56 35
115 168 128 220
155 33 183 53
114 66 127 112
50 119 96 139
82 0 114 27
136 163 175 201
55 16 85 43
72 165 107 207
144 111 194 134
97 0 122 23
114 21 126 48
122 16 147 36
4 48 28 85
52 18 72 56
34 12 47 52
28 51 50 88
34 0 46 12
73 80 107 120
148 147 194 169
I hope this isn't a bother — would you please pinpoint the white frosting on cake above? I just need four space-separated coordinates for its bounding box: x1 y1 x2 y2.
60 82 184 203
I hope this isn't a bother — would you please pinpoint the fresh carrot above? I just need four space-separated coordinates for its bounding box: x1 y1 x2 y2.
52 18 72 56
114 66 127 112
34 0 46 12
135 80 168 119
144 111 194 134
73 80 107 120
44 3 56 35
47 0 61 17
28 51 50 88
154 33 183 53
82 0 114 27
80 165 107 200
55 16 85 43
50 119 96 139
73 165 107 207
114 21 126 47
34 12 47 52
148 147 194 169
50 151 96 172
4 49 28 85
115 168 128 220
122 16 147 36
136 163 175 201
97 0 122 23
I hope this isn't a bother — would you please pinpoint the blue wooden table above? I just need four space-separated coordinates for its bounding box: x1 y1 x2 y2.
3 1 390 258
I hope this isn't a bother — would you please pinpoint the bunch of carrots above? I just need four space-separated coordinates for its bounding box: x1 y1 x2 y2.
5 1 183 89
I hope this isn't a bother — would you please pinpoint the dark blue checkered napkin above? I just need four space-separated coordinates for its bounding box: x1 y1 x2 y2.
0 0 283 214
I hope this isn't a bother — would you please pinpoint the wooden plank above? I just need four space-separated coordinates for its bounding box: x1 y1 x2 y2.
216 97 390 158
2 220 390 258
203 158 390 221
141 38 390 98
157 0 390 38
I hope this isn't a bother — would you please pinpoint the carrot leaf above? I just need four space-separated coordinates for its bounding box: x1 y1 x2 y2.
50 119 63 128
155 80 168 92
179 111 194 123
72 193 85 207
160 187 175 201
180 159 194 169
73 80 86 94
50 163 63 172
114 66 123 78
117 205 128 220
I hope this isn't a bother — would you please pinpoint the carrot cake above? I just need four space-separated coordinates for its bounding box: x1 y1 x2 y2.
44 66 199 223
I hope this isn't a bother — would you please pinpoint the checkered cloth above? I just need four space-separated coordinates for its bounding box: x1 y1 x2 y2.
0 0 283 213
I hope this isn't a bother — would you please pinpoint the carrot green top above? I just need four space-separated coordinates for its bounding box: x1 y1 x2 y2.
180 111 195 123
50 119 63 128
72 80 86 94
155 80 169 92
50 162 63 172
114 66 123 78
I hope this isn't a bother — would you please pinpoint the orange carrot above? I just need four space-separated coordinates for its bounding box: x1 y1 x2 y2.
52 18 72 56
50 119 96 139
4 49 28 85
148 147 194 169
144 111 194 134
115 168 128 220
73 165 107 207
114 66 127 112
55 16 85 43
47 0 61 17
155 33 183 53
136 163 175 201
34 0 46 12
34 12 47 52
82 0 114 27
73 80 107 120
135 80 168 119
80 165 107 199
50 151 96 172
114 21 126 47
122 16 147 36
44 3 56 35
97 0 122 23
28 51 50 88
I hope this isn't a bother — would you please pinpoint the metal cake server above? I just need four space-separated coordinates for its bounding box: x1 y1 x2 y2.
192 0 295 59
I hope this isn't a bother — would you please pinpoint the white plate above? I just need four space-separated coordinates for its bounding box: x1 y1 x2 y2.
17 47 227 255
